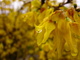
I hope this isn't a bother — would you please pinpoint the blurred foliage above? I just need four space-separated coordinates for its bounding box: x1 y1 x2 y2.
0 0 80 60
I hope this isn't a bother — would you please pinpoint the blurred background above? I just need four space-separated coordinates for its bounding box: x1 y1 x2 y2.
0 0 80 14
0 0 80 60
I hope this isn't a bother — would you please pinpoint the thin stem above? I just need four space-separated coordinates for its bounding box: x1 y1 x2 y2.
41 0 45 5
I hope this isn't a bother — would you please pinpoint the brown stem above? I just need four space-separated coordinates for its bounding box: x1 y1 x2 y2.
45 51 48 60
